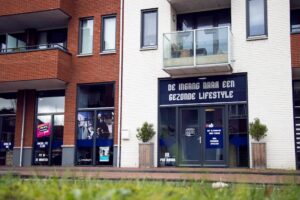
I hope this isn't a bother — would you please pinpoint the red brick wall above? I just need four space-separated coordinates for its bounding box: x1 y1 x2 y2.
0 0 73 16
63 0 120 145
0 49 71 83
14 90 36 148
291 34 300 68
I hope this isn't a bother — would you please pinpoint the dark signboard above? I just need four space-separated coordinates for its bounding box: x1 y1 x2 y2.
159 74 247 105
206 128 223 149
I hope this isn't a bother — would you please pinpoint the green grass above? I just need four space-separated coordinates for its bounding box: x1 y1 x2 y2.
0 175 299 200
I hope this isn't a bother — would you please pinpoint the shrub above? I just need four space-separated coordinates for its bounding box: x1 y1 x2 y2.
249 118 268 142
136 122 156 143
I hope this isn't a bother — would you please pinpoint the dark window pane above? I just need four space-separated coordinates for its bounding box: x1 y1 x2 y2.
0 116 15 151
78 84 114 108
291 9 300 34
0 35 6 52
142 10 158 47
34 115 51 165
248 0 266 36
102 16 116 51
51 115 64 166
79 18 94 54
48 29 68 47
0 94 17 114
159 108 176 166
294 82 300 106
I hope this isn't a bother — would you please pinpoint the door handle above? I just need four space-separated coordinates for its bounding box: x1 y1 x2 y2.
198 136 202 144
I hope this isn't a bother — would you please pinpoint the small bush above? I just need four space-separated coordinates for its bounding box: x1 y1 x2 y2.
249 118 268 142
136 122 156 143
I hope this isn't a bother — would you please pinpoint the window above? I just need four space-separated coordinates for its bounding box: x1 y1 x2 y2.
291 9 300 34
102 15 116 52
76 83 115 166
141 9 158 48
246 0 267 38
79 18 94 54
0 93 17 115
0 35 6 52
7 33 26 52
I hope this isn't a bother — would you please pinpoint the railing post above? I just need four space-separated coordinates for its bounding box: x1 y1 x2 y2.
193 29 196 67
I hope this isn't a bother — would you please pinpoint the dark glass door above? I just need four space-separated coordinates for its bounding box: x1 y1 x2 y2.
178 106 226 167
179 108 202 166
203 107 226 166
34 114 64 166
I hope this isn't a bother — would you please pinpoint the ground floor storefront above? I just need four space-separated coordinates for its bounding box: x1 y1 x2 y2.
0 82 119 167
158 74 249 168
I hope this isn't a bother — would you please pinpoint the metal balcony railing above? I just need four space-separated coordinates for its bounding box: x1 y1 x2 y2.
0 43 68 54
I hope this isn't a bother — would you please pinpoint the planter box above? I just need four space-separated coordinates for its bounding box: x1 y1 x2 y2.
252 142 266 169
139 143 154 168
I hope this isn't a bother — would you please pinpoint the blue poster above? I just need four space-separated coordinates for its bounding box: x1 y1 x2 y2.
159 74 247 106
206 128 223 149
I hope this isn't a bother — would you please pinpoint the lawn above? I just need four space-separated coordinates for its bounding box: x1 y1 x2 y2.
0 176 299 200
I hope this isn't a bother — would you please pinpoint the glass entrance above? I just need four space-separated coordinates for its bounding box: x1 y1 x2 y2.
178 106 226 166
0 116 16 166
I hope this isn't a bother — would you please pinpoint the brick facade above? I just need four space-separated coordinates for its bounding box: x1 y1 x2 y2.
0 0 120 165
291 34 300 68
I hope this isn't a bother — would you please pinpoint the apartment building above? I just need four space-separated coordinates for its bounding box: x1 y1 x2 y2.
0 0 299 170
121 0 299 169
0 0 121 167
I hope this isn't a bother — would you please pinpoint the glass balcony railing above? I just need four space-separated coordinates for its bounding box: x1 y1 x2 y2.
163 26 231 68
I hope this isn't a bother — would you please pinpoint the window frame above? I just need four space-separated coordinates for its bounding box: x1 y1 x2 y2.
78 17 94 55
101 14 117 53
140 8 158 49
246 0 268 39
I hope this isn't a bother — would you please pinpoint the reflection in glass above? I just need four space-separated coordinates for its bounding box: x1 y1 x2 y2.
37 96 65 114
103 16 116 51
248 0 266 36
0 97 17 114
79 18 94 54
142 10 158 47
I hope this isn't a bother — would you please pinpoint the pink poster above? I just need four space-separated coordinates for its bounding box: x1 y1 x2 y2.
37 123 51 138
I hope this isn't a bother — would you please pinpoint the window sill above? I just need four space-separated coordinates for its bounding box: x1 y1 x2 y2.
77 53 93 57
247 35 268 41
100 50 116 55
140 46 158 51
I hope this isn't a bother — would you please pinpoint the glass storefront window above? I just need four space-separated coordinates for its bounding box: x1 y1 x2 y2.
228 104 249 167
76 83 115 166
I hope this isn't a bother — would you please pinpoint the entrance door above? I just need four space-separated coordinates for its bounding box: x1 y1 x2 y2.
34 114 64 166
178 106 226 167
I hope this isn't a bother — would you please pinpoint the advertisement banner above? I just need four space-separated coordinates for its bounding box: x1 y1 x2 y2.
159 74 247 106
206 128 223 149
99 146 110 162
37 123 51 138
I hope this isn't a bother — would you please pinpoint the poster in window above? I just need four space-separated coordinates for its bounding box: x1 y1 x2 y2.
77 112 94 140
99 146 110 162
37 123 51 138
96 111 114 139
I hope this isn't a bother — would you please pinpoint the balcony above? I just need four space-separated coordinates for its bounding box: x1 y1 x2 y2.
167 0 230 14
0 44 72 92
163 26 232 77
0 0 73 16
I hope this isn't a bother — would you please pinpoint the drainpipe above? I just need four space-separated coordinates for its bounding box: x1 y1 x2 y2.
19 91 26 167
117 0 124 168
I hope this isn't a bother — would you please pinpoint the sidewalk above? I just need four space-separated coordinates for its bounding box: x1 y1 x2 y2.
0 167 299 185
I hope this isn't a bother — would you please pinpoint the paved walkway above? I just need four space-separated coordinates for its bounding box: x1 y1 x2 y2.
0 167 299 185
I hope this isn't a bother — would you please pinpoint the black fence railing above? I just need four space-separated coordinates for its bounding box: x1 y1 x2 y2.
0 43 68 54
